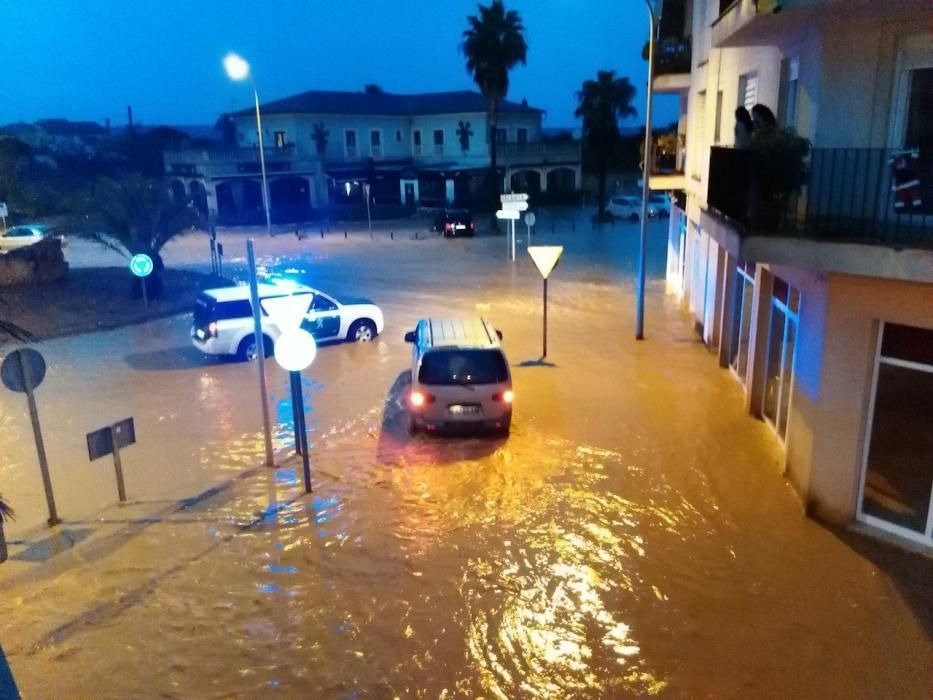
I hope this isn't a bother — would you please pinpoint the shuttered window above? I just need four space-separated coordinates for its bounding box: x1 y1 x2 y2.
739 72 758 111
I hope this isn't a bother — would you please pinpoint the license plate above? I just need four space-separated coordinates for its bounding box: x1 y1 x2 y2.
448 404 480 416
455 224 466 229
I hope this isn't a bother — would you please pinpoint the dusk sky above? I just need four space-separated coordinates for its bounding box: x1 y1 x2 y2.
3 0 678 130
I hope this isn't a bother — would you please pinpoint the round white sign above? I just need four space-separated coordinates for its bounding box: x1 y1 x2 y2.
274 329 317 371
524 212 536 227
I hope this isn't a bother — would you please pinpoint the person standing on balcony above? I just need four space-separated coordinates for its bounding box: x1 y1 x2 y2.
751 104 777 132
735 107 754 148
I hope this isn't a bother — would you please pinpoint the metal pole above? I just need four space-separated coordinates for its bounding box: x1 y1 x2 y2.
19 353 59 526
110 428 127 503
542 278 548 359
290 370 302 456
293 371 312 493
636 0 657 341
511 219 516 261
252 82 272 237
140 276 149 309
247 240 275 466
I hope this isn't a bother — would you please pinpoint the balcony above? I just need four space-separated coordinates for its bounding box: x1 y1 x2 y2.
499 140 582 166
705 146 933 277
649 133 687 191
165 144 296 165
653 36 692 93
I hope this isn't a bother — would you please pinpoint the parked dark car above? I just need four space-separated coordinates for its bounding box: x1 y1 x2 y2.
432 209 475 237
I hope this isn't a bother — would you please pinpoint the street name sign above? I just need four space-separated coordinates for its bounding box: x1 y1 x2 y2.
500 193 529 203
496 209 521 220
502 200 529 212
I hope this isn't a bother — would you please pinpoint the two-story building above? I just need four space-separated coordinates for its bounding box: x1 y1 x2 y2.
164 90 582 225
651 0 933 549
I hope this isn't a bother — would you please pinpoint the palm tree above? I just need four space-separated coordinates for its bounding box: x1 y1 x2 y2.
462 0 528 225
575 70 637 218
363 84 384 94
0 494 13 564
312 123 330 156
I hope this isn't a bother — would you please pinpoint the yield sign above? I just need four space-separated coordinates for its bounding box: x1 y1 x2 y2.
261 293 313 331
528 245 563 279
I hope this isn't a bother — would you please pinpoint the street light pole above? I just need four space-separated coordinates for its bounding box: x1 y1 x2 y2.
225 53 272 237
251 80 273 237
636 0 657 341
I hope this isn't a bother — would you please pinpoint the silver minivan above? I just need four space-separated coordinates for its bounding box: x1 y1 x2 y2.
404 318 513 436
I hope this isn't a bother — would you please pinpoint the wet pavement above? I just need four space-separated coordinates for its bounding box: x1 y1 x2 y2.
1 215 930 697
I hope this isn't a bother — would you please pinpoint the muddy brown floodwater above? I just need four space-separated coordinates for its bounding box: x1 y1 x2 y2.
1 221 930 698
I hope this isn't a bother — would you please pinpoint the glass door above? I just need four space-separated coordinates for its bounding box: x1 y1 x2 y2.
729 261 755 384
857 322 933 546
761 276 800 443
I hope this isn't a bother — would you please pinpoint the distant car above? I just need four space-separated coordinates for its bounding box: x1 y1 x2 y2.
0 224 67 253
432 208 475 237
191 283 384 361
404 317 512 436
649 193 672 217
606 196 658 220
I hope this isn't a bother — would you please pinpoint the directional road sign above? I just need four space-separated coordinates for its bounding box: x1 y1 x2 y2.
500 193 529 203
496 209 521 220
502 200 529 212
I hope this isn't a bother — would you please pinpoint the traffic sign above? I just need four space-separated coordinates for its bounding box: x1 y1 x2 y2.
0 202 7 218
500 193 529 203
496 209 520 220
524 212 536 227
528 245 563 279
129 254 154 278
274 329 317 372
1 349 46 393
502 200 529 212
262 293 313 332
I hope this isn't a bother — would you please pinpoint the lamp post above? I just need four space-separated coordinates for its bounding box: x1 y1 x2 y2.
224 52 272 236
636 0 657 341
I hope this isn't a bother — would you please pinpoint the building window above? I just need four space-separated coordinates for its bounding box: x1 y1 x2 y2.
370 130 382 158
904 67 933 149
517 127 528 144
729 261 756 384
858 322 933 545
496 128 507 144
433 129 444 156
413 129 422 156
345 130 357 159
692 91 706 180
778 57 800 129
738 71 759 111
762 276 800 442
273 131 287 148
396 129 403 142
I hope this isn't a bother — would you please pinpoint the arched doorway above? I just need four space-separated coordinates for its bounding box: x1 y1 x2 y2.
189 180 208 217
169 179 187 202
215 179 263 225
509 169 541 195
269 176 312 224
546 167 576 193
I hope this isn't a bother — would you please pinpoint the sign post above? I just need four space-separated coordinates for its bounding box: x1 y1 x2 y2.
1 348 59 526
527 246 564 359
247 240 275 467
87 418 136 503
265 293 317 493
129 253 154 309
524 211 536 248
0 202 7 231
500 194 529 262
363 182 373 238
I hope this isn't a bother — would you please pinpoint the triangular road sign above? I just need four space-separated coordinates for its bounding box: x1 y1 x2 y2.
528 246 563 279
261 293 313 331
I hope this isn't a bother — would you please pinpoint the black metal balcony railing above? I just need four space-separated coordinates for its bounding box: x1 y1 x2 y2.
707 146 933 248
654 36 692 76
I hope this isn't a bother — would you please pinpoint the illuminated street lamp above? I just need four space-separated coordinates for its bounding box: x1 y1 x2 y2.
224 52 272 236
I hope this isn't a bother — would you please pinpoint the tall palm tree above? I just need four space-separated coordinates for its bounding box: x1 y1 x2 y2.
575 70 637 218
462 0 528 224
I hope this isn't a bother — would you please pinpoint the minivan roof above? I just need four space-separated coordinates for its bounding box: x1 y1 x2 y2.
201 283 313 302
419 318 501 349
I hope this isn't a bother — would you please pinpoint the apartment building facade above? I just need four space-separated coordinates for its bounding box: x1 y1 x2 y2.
652 0 933 548
164 90 582 225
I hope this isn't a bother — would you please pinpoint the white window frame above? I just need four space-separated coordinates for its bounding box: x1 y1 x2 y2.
412 129 422 156
887 35 933 149
433 128 445 156
729 263 756 386
344 129 358 159
369 129 383 158
856 321 933 547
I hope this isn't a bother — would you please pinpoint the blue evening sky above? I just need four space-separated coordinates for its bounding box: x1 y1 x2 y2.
2 0 678 130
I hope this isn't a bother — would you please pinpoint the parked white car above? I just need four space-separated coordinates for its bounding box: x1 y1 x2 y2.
191 283 384 361
607 196 658 220
0 224 66 253
649 193 673 217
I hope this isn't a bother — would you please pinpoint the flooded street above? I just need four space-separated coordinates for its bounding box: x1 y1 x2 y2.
1 220 929 698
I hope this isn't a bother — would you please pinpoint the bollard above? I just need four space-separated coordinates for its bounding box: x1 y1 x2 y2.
344 230 348 239
321 230 324 239
415 231 419 240
390 231 394 240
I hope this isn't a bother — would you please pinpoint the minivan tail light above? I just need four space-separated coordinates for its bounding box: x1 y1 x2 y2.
493 390 514 403
444 223 452 231
208 322 218 337
410 390 435 408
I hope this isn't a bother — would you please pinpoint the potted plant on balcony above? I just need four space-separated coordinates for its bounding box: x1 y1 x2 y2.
749 125 811 230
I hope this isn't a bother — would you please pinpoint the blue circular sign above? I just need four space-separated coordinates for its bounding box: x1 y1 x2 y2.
129 254 154 278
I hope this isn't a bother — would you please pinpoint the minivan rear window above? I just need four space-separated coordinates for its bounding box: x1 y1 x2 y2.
419 349 508 385
193 294 215 327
